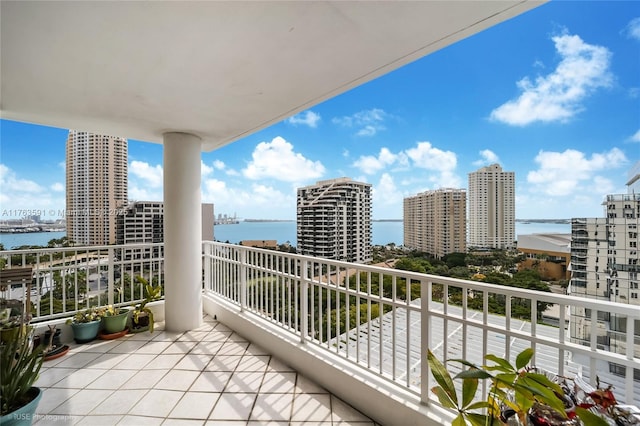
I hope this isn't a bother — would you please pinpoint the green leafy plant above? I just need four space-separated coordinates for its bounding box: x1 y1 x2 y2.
131 276 161 333
0 325 43 415
427 347 610 426
65 307 104 324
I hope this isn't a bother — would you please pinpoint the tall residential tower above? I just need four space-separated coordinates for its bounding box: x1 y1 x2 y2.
569 163 640 375
467 164 515 250
66 130 128 245
297 178 372 263
403 188 466 259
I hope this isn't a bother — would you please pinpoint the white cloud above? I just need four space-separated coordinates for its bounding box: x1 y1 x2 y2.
213 160 225 170
287 110 321 128
373 173 402 213
404 142 462 188
332 108 388 136
130 160 163 188
473 149 500 166
201 161 213 177
353 148 399 175
405 142 457 172
0 164 43 193
202 178 294 220
491 32 612 126
527 148 627 196
0 164 65 219
50 183 64 192
242 136 325 182
629 129 640 143
624 17 640 40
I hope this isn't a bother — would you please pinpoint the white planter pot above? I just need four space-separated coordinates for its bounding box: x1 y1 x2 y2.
147 300 165 323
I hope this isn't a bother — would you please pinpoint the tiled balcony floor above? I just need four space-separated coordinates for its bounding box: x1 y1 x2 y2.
34 315 377 425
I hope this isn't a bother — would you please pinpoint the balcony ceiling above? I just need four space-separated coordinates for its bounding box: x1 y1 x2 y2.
1 1 543 151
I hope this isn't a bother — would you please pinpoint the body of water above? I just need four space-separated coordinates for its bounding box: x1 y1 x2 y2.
0 222 571 250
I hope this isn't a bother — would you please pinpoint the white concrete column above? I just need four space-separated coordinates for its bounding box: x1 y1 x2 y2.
163 132 202 332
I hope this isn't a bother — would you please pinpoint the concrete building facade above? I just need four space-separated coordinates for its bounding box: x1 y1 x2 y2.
116 201 215 245
297 178 372 263
467 163 515 250
66 131 128 245
517 233 571 281
403 188 466 259
569 165 640 377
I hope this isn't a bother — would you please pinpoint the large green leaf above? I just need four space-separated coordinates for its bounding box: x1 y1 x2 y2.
525 372 563 396
484 354 514 373
515 347 534 370
427 350 458 406
466 413 492 426
452 414 467 426
431 386 457 409
455 369 493 380
575 407 610 426
461 377 478 409
516 377 566 417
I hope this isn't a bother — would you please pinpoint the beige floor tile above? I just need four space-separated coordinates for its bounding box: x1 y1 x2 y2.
190 371 233 392
50 368 107 389
260 372 297 393
112 353 156 370
116 414 164 425
87 352 130 369
173 353 213 371
224 371 265 393
121 369 167 390
136 340 174 354
290 393 332 422
168 391 220 419
250 393 294 421
236 355 269 372
208 393 257 421
155 369 200 391
146 353 184 369
50 389 113 416
129 389 184 417
91 389 148 415
205 355 242 372
85 369 137 389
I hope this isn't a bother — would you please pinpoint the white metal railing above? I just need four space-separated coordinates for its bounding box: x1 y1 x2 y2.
202 241 640 407
2 241 638 408
0 243 164 321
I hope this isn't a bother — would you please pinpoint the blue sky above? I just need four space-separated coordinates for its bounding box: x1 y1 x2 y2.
1 1 639 221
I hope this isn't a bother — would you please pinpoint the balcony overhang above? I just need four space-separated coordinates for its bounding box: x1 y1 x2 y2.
1 1 544 151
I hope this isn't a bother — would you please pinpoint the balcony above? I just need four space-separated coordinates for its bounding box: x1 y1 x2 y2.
2 242 639 424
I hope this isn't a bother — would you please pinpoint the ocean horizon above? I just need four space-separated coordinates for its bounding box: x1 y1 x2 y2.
0 221 571 250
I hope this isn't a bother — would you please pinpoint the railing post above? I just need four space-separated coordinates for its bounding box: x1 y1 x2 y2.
107 247 115 305
420 279 429 405
203 242 211 293
301 259 309 343
240 247 247 311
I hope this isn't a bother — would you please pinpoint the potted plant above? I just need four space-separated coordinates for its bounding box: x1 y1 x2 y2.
0 321 44 425
66 307 103 343
100 305 130 335
130 276 162 333
427 347 611 425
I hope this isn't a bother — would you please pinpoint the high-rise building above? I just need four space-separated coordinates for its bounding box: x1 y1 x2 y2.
467 163 515 250
297 177 372 263
569 165 640 374
115 201 214 260
65 131 128 245
403 188 466 259
116 201 215 245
